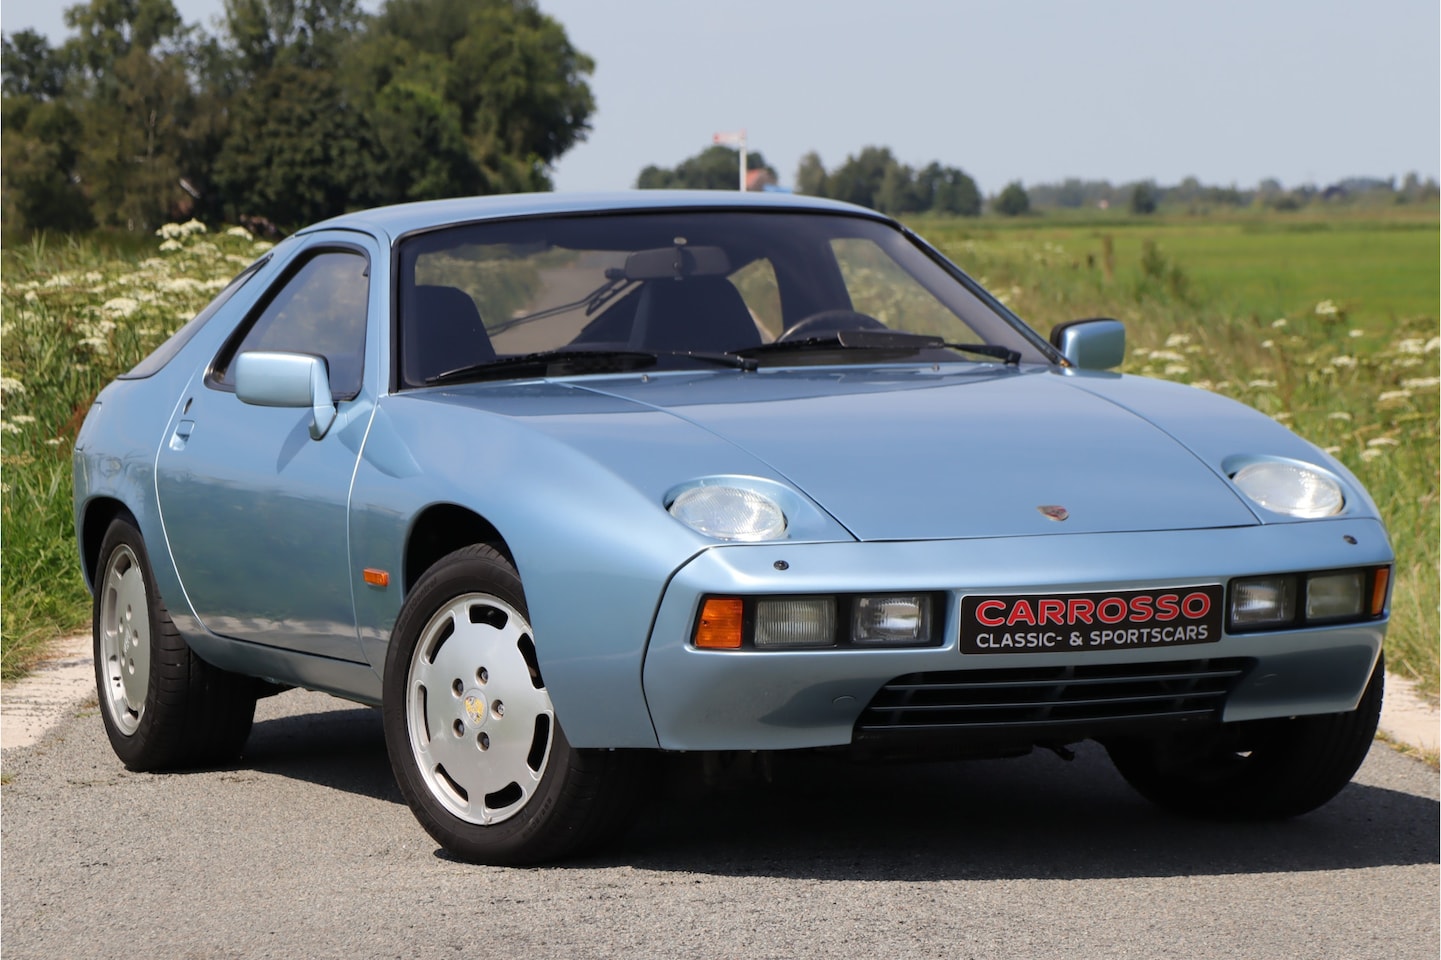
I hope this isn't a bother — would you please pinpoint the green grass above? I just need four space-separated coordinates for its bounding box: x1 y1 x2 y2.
2 210 1437 701
0 224 273 679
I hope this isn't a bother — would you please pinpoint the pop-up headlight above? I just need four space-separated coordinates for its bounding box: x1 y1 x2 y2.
1231 460 1344 518
668 485 787 542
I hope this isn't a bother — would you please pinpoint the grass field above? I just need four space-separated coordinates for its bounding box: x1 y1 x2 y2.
2 210 1437 698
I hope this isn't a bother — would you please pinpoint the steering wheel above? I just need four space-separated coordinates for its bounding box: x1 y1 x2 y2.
777 310 888 342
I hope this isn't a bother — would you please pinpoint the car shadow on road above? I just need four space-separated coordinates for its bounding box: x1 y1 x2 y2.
237 701 1438 882
241 702 403 805
611 745 1440 882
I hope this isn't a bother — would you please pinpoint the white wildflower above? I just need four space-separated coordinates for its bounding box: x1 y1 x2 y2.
1329 355 1357 369
1164 363 1189 376
252 241 275 253
1367 437 1400 447
1271 318 1288 328
1426 337 1441 353
0 421 20 434
23 291 37 303
160 278 205 293
1377 390 1411 403
1360 448 1382 461
1261 340 1274 349
1190 380 1215 391
11 414 35 425
44 437 62 446
1247 379 1277 389
1149 349 1186 362
1272 412 1292 422
102 297 138 317
1164 333 1192 348
225 226 253 240
0 377 26 394
1401 377 1440 390
1323 446 1342 454
1314 299 1340 317
1327 411 1352 421
1396 338 1426 354
159 239 184 252
1348 329 1364 338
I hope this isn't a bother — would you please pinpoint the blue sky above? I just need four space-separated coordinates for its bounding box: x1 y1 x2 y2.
4 0 1437 194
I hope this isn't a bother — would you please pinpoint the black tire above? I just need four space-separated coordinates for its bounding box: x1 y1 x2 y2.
92 515 257 770
1106 655 1384 819
382 544 645 865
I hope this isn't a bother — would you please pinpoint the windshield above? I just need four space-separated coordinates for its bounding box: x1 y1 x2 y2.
395 210 1052 388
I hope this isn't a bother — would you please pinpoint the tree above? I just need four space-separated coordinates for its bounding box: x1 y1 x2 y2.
59 0 202 230
1130 181 1158 215
916 162 981 216
356 0 595 193
1 96 95 233
994 181 1030 216
213 64 380 225
635 144 775 190
825 145 896 209
2 29 72 99
794 151 826 196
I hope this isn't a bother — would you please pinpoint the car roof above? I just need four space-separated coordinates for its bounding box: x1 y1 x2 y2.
300 190 890 241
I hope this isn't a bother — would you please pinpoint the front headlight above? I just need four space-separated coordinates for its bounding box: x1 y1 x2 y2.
668 485 788 541
1231 460 1344 518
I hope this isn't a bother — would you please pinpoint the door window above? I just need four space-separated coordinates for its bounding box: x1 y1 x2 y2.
212 249 370 398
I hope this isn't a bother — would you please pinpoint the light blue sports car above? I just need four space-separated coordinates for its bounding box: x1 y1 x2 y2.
74 191 1391 863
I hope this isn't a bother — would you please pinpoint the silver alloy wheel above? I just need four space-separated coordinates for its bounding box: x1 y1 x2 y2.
98 543 151 736
405 592 555 825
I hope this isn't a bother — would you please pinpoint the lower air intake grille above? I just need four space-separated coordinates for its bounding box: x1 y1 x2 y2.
857 658 1255 735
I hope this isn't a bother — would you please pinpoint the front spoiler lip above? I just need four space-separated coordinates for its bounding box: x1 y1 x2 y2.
639 519 1391 752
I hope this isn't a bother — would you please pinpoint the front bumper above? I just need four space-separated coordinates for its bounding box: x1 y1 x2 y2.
640 519 1390 751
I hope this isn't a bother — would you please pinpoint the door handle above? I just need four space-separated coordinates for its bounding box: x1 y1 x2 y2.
169 419 195 451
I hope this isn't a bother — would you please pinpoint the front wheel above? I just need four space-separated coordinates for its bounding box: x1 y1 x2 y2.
382 545 644 864
1106 655 1384 819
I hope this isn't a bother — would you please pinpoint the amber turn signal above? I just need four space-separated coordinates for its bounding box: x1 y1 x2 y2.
694 597 744 649
1370 566 1390 617
363 568 390 587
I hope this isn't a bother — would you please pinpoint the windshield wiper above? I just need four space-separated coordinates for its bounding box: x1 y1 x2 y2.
426 348 756 386
486 269 635 337
735 329 1021 365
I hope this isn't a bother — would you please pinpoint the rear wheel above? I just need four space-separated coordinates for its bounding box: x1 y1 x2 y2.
93 515 257 770
382 545 644 864
1107 656 1384 819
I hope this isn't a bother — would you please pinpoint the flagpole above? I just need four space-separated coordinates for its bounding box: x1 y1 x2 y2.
713 129 748 190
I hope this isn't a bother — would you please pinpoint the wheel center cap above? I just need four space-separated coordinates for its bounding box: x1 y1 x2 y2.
462 691 488 726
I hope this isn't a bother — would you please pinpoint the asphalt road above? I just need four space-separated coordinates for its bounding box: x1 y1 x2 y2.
3 688 1437 960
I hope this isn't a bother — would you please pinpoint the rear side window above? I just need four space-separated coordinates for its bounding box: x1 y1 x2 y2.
211 249 370 399
119 256 269 380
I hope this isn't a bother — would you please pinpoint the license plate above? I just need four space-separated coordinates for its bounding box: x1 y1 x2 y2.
960 585 1223 654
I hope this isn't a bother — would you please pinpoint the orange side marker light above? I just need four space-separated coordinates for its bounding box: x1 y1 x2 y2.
1370 566 1390 617
694 598 744 649
363 568 390 588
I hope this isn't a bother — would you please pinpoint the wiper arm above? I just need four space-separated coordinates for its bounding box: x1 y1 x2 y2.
426 348 755 386
487 269 635 336
736 329 1020 365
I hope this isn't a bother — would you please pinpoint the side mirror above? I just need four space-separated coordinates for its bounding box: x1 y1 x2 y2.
234 351 337 440
1050 318 1126 370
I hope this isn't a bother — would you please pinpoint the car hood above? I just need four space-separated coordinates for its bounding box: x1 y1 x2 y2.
572 367 1266 541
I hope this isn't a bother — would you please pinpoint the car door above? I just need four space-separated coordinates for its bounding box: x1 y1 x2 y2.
155 231 382 663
